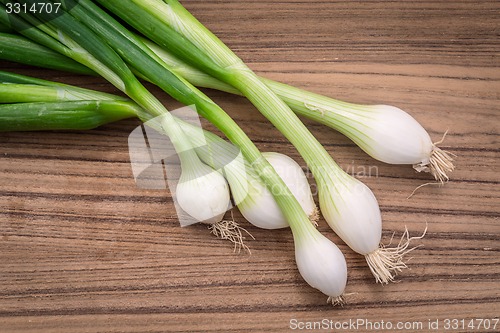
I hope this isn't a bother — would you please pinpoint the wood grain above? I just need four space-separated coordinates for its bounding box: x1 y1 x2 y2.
1 1 499 332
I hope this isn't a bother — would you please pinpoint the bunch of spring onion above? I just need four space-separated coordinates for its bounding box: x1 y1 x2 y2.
0 0 434 282
94 0 434 284
0 1 349 304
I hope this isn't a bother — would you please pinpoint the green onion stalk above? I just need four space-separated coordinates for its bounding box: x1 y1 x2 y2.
0 32 93 74
1 1 348 302
0 20 12 32
95 0 425 284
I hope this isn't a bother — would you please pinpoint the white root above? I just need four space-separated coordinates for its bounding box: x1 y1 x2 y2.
208 218 255 254
309 205 320 227
365 226 427 284
413 130 455 183
327 294 346 307
406 182 442 199
428 145 455 183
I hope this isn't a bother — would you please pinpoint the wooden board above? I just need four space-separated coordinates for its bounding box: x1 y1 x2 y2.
1 1 499 332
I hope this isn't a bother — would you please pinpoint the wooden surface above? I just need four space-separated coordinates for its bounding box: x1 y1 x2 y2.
1 1 499 332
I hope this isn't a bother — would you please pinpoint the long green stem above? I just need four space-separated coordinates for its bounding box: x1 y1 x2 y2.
0 20 12 32
0 100 137 131
0 32 93 74
0 83 123 103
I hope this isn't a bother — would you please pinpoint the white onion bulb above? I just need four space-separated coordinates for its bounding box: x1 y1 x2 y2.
230 152 317 229
294 227 347 305
176 160 230 224
316 104 454 182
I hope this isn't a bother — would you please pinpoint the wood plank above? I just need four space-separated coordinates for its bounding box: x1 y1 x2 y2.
1 1 499 332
